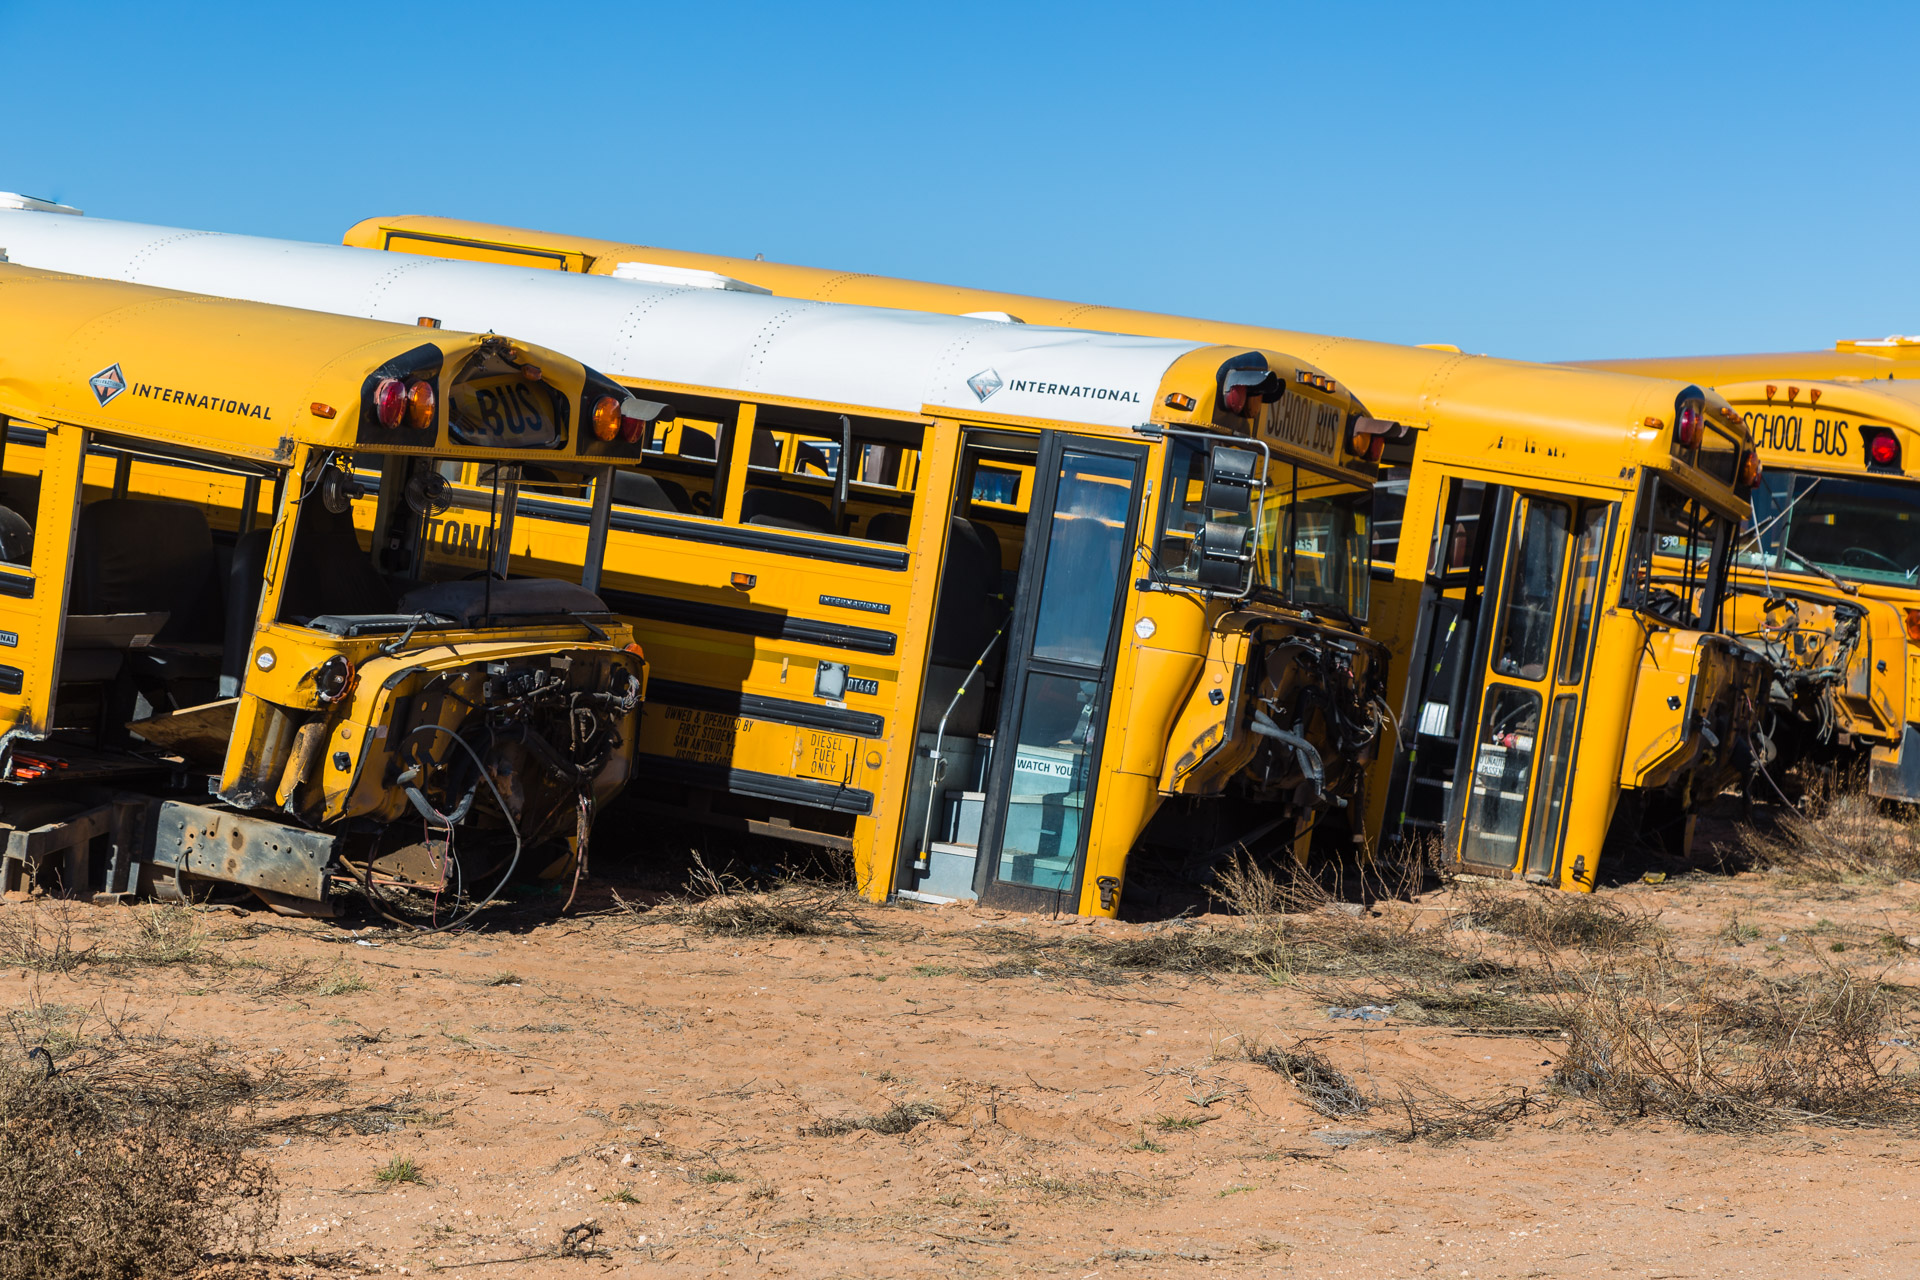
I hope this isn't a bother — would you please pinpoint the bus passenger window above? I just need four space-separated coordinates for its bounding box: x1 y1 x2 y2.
609 413 726 517
1557 503 1610 684
972 467 1021 507
1493 500 1569 680
736 412 924 543
0 418 39 566
1431 479 1488 575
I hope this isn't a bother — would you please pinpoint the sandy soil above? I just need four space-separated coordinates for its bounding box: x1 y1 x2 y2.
6 865 1920 1280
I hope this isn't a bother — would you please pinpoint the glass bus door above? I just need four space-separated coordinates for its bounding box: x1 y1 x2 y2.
1449 493 1612 878
972 434 1146 911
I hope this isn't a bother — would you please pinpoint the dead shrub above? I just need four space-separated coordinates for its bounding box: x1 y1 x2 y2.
112 904 209 967
1247 1042 1369 1118
1549 959 1920 1130
1383 1081 1547 1144
800 1100 943 1137
671 854 871 937
0 902 93 972
1454 883 1660 950
1742 792 1920 882
0 1015 282 1279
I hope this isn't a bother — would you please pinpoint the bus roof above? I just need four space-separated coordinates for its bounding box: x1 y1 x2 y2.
337 214 1750 482
0 264 602 464
1571 340 1920 386
0 210 1343 437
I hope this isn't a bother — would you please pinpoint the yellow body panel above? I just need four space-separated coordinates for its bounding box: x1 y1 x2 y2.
343 216 1770 887
0 264 647 905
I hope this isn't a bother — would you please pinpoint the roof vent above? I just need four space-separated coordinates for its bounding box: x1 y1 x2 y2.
609 261 771 294
0 192 83 215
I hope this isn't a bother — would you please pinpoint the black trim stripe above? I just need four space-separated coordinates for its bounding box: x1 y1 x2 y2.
602 589 896 656
649 678 883 737
635 753 873 815
514 494 910 571
0 573 31 600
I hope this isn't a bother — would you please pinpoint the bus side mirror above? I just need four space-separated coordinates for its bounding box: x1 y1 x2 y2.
1194 520 1253 587
1206 446 1259 516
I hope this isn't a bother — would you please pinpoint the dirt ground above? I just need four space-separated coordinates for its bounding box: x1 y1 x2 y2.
5 858 1920 1279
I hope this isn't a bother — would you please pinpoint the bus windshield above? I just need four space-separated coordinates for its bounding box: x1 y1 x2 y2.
1740 470 1920 587
1156 437 1371 620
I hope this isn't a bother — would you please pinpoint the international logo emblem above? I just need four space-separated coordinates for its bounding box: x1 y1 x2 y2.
966 368 1003 402
89 363 127 406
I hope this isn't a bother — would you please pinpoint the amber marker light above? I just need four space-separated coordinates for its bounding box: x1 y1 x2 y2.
731 572 757 589
522 364 543 382
1164 392 1197 411
405 380 435 430
1741 450 1764 488
1904 608 1920 644
591 395 621 441
310 402 337 419
1809 388 1823 405
417 316 441 328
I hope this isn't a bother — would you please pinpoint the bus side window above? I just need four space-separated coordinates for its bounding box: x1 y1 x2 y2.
1430 478 1488 577
610 413 726 518
735 412 924 544
0 417 39 566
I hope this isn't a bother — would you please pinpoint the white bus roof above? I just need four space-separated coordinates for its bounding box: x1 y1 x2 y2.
0 209 1204 429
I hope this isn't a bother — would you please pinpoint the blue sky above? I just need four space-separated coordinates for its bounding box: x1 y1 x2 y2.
4 1 1913 360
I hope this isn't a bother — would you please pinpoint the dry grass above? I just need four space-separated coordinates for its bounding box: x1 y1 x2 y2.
1381 1081 1548 1144
668 854 873 938
1742 791 1920 882
799 1100 944 1137
0 902 214 974
0 1010 282 1280
1549 954 1920 1131
1246 1042 1370 1118
1453 882 1662 950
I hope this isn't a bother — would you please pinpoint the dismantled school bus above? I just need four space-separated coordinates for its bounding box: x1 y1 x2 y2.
0 264 646 911
330 214 1772 885
1579 344 1920 801
0 209 1399 915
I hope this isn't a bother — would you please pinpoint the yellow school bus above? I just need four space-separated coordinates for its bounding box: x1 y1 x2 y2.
1578 345 1920 800
0 207 1408 916
331 214 1771 886
0 264 646 912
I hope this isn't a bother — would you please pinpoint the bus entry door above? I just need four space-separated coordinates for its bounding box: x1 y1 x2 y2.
972 434 1146 911
0 419 83 750
1451 493 1610 880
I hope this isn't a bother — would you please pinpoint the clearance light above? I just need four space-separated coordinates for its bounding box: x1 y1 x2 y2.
1765 384 1778 399
310 402 337 420
1676 402 1703 448
1809 388 1823 405
1643 416 1663 429
404 380 435 430
417 316 441 329
1904 608 1920 644
1787 386 1800 403
522 364 543 382
373 377 407 428
1164 392 1197 412
592 395 622 441
731 572 757 589
1741 450 1763 488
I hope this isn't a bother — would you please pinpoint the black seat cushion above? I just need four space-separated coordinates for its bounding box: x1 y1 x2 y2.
864 511 911 544
612 470 691 513
397 578 609 627
0 504 30 564
277 503 397 622
221 529 272 694
71 498 218 641
741 488 834 533
931 517 1006 666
